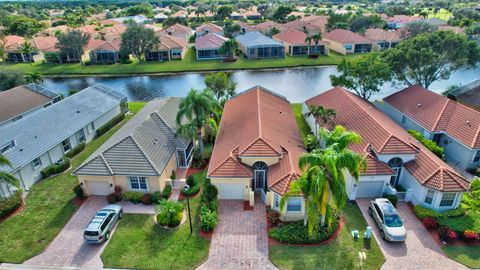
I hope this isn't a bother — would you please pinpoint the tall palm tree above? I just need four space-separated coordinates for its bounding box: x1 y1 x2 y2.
20 40 35 62
24 72 43 84
305 36 312 55
281 125 365 235
219 39 238 60
304 105 336 137
176 89 216 154
0 154 20 189
311 33 322 55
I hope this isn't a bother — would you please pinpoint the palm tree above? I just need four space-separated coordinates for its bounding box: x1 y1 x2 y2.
304 105 336 137
310 33 322 55
305 35 312 55
20 40 35 62
281 125 365 234
0 154 20 189
176 89 216 154
219 39 238 60
24 72 43 84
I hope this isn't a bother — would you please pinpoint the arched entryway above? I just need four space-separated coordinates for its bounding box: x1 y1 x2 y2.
388 157 403 187
252 161 268 191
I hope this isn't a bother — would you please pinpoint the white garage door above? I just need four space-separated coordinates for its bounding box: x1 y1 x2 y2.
215 183 245 200
356 181 385 198
86 180 111 196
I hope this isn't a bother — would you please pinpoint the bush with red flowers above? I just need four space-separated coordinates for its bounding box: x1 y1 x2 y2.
440 226 458 241
266 208 281 226
463 230 480 241
422 217 438 229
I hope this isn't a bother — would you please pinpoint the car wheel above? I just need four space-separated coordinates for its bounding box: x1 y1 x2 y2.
119 211 123 219
106 232 110 241
380 230 385 240
368 207 373 217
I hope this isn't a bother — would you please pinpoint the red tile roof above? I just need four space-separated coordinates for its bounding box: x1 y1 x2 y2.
364 28 402 42
157 35 188 50
306 87 469 192
273 30 317 46
3 35 25 51
323 29 373 44
195 23 223 34
302 16 328 32
208 86 306 195
254 21 285 32
384 85 480 149
195 33 228 49
282 20 318 33
32 36 59 52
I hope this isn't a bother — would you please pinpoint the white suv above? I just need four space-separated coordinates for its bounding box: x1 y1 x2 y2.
83 204 123 244
368 198 406 242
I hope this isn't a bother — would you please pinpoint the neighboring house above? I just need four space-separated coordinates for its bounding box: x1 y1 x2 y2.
230 12 244 20
195 33 228 60
273 30 327 55
3 35 41 63
207 86 306 221
32 36 62 63
73 97 194 196
0 84 127 197
378 85 480 170
170 10 188 19
446 79 480 111
88 39 121 64
195 23 223 37
385 15 422 29
234 21 255 34
98 24 127 42
322 29 374 54
364 28 402 50
282 20 320 35
146 35 188 61
242 10 262 20
158 23 194 40
301 15 328 33
305 87 469 211
236 32 285 59
111 15 151 24
154 13 168 23
0 84 61 128
254 21 286 35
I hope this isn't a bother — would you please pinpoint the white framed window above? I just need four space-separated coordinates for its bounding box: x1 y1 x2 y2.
401 115 407 125
286 197 302 212
424 189 435 205
273 193 280 209
128 176 148 191
440 193 456 207
32 157 42 169
62 139 71 153
76 129 86 143
87 123 95 134
473 151 480 163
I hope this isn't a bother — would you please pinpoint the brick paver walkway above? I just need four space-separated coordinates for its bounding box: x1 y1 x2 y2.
357 199 466 270
197 198 277 270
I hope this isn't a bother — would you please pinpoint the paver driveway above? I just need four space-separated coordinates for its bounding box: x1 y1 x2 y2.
197 198 277 270
25 196 109 268
357 199 466 270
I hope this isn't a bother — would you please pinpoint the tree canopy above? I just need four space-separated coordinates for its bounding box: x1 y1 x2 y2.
0 69 26 91
120 24 159 61
56 30 90 64
216 5 233 20
272 5 294 23
204 72 236 103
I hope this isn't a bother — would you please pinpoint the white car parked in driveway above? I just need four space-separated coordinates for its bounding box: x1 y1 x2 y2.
368 198 407 242
83 204 123 244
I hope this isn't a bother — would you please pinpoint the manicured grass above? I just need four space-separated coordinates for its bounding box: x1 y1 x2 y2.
2 49 358 76
128 101 147 113
101 173 209 270
443 246 480 269
269 203 385 270
292 103 313 143
0 109 134 263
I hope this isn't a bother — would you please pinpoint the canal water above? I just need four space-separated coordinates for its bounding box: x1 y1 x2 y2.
41 66 480 103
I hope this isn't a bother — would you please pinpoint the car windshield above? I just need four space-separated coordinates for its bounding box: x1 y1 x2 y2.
384 214 403 227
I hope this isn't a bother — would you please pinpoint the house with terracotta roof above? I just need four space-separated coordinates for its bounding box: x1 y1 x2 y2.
282 20 320 35
364 28 402 50
379 85 480 170
230 11 244 20
234 21 255 34
385 15 422 29
195 23 223 37
236 32 285 59
195 33 228 60
170 10 188 19
447 79 480 111
145 35 188 61
157 23 193 40
301 16 328 33
207 86 306 221
254 21 286 35
88 39 122 64
31 36 62 63
3 35 39 63
305 87 470 211
322 29 374 54
273 30 327 56
242 10 262 20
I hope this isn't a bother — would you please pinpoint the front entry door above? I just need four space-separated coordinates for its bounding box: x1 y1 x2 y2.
254 170 265 190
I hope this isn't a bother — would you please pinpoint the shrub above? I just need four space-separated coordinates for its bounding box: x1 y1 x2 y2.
73 184 84 199
200 205 218 232
0 191 22 219
156 200 184 227
141 193 153 205
422 217 439 229
463 230 480 241
114 185 122 193
65 142 86 158
186 175 196 187
413 205 440 219
122 191 143 203
170 170 176 180
152 191 162 204
162 184 172 199
305 134 319 152
41 157 71 178
266 208 281 226
384 194 398 207
440 226 458 241
441 207 466 218
201 178 218 203
182 184 200 196
107 193 120 204
438 211 480 233
96 113 125 137
408 130 444 158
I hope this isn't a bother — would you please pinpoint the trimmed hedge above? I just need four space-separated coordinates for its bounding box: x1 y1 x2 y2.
65 142 85 158
96 113 125 137
162 184 172 199
41 158 71 178
438 211 480 233
122 191 143 204
408 130 444 158
413 205 466 219
0 191 22 219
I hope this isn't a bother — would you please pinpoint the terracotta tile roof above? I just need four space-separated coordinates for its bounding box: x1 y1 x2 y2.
195 23 223 34
364 154 395 176
156 35 188 50
302 16 328 32
208 86 306 195
385 15 422 24
282 20 318 33
88 39 121 51
384 85 480 149
158 23 193 37
2 35 26 51
306 87 469 192
254 21 285 32
323 29 373 44
32 36 59 52
364 28 402 42
273 30 323 46
171 10 188 18
195 33 227 49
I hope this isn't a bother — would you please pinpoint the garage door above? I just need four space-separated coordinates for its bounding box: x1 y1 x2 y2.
86 180 111 196
215 183 245 200
356 181 385 198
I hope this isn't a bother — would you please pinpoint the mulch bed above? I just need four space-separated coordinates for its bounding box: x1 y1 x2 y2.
199 229 213 241
244 201 254 211
0 201 25 223
72 196 87 208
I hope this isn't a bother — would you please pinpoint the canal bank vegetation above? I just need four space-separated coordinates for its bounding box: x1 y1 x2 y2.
1 49 359 76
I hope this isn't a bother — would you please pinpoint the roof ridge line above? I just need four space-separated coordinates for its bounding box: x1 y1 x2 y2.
129 135 160 175
100 153 113 175
433 98 452 131
257 87 262 137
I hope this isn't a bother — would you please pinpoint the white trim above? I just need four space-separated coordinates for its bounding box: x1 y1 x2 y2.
32 157 42 169
128 176 149 191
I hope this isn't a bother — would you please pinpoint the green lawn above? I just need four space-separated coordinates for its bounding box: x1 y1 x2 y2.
128 101 148 113
0 105 139 263
101 173 209 270
443 246 480 269
269 203 385 270
2 49 358 76
292 103 313 143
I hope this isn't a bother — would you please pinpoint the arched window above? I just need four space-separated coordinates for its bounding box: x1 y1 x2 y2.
252 161 268 190
388 158 403 187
